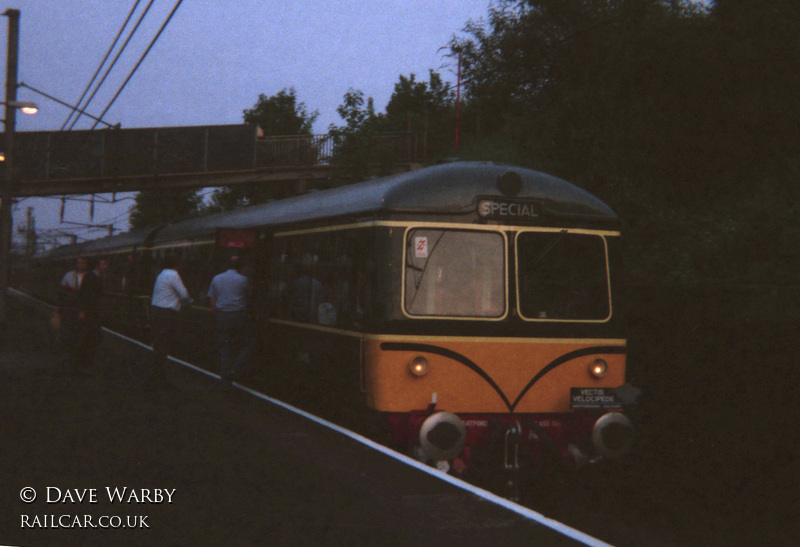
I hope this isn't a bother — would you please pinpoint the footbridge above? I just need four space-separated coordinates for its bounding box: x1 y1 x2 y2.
3 125 423 197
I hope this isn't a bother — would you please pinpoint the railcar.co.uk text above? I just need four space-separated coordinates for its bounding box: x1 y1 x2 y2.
18 486 176 530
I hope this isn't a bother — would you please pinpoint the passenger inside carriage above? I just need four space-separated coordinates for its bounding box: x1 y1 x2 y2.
271 231 377 329
289 264 323 323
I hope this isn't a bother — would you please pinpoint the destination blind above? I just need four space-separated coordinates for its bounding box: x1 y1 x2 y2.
478 198 541 221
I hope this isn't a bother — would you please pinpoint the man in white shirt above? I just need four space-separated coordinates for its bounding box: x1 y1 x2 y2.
149 255 193 383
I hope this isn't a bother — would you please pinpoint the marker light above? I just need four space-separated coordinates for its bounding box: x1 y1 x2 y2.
589 358 608 378
409 356 429 377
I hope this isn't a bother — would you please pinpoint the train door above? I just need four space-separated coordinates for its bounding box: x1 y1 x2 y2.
216 229 257 272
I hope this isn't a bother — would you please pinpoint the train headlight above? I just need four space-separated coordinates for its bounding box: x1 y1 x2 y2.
589 358 608 378
409 356 429 377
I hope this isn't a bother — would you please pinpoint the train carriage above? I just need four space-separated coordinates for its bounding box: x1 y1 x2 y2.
211 161 636 482
17 161 637 489
78 227 159 335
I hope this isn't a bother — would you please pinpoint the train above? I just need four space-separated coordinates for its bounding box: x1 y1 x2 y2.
17 161 638 489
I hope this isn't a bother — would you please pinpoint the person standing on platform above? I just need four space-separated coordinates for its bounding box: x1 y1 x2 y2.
56 255 89 371
73 257 107 374
149 255 193 384
207 255 252 387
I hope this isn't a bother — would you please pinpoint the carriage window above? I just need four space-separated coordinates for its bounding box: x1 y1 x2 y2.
269 229 375 328
405 229 505 318
516 231 610 321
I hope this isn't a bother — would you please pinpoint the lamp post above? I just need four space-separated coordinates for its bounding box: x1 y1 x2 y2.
0 8 20 330
454 47 462 151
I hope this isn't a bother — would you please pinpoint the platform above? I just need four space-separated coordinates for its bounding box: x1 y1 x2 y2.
0 295 605 546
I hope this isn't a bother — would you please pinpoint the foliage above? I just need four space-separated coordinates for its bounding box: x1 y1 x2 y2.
242 88 318 135
447 0 800 285
131 0 800 285
326 72 459 184
384 71 456 157
204 89 320 212
129 187 203 229
452 0 715 192
623 184 800 285
324 89 384 184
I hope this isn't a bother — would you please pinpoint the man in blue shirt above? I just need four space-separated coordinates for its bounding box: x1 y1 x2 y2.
207 255 252 386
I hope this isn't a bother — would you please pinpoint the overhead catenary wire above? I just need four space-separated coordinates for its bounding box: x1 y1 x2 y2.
18 82 117 129
18 2 188 248
90 0 186 131
55 0 156 230
67 0 159 131
60 0 144 131
22 194 135 243
51 1 187 243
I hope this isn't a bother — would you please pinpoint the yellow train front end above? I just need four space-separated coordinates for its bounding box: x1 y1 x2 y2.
361 211 637 480
364 335 633 475
366 336 627 414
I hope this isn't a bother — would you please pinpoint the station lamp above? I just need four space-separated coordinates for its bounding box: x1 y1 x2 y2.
0 101 38 162
4 100 38 114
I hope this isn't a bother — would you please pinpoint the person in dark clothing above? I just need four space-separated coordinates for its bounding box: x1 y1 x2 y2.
73 258 107 374
57 255 89 368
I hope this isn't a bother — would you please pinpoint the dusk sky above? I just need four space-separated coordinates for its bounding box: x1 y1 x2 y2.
2 0 490 248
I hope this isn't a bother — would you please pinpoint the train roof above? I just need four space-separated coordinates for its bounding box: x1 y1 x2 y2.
152 162 617 243
81 227 157 255
40 241 88 261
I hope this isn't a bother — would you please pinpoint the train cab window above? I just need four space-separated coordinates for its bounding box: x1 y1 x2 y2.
516 231 611 321
404 229 505 318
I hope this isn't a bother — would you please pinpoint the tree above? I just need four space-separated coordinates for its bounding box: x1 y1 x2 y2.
243 88 318 135
384 71 456 161
450 0 715 199
440 0 800 285
327 72 457 183
326 89 384 183
206 89 320 211
385 71 453 127
129 187 203 229
705 0 800 189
